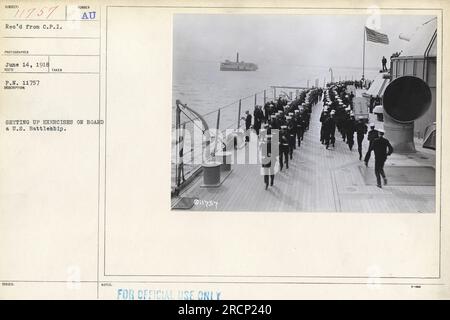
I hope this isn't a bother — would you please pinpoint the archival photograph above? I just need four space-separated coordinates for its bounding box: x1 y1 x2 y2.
171 14 437 213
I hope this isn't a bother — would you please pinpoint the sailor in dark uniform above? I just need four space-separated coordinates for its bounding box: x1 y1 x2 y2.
367 129 393 188
286 116 296 159
294 110 303 147
324 110 336 149
277 112 286 127
270 114 279 131
287 112 296 148
241 110 252 143
355 119 368 160
279 126 290 171
364 123 379 166
300 107 307 138
345 113 356 151
303 103 311 131
334 104 346 141
276 97 285 113
263 102 272 123
253 105 264 136
320 107 329 144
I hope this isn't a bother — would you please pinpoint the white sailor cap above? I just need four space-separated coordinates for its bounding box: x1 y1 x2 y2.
280 125 288 129
271 115 276 119
286 116 292 120
345 107 351 111
294 110 300 113
330 110 336 114
378 128 385 133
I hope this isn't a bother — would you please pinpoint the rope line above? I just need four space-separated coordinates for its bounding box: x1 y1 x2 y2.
171 87 273 129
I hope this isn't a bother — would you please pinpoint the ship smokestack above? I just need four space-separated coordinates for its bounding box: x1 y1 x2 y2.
236 52 239 63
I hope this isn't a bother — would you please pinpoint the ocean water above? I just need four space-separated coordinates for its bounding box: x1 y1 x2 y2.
172 60 378 130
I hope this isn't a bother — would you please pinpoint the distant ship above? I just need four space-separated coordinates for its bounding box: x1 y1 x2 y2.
220 52 258 71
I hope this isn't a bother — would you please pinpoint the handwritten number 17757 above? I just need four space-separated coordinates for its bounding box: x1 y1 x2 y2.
14 6 59 20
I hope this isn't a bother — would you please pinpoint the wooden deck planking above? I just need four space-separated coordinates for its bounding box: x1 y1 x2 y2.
176 97 436 213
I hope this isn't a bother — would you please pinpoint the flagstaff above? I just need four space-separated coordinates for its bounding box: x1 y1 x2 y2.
362 27 366 79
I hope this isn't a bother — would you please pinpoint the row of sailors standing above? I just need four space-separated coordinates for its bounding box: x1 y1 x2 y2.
256 88 323 190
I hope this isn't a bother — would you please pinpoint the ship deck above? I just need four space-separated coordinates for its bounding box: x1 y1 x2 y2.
173 91 436 213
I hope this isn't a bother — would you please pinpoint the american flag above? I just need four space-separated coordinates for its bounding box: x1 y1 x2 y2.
365 27 389 44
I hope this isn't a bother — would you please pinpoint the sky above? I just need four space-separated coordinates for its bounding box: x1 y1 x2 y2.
173 14 435 70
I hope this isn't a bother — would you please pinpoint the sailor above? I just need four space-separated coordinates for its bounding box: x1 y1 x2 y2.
287 113 296 149
324 110 336 149
303 103 311 130
320 106 329 122
286 116 296 159
345 113 356 151
294 110 303 147
382 56 387 72
367 129 393 188
277 112 287 127
241 110 252 143
355 119 368 160
279 126 290 171
320 109 329 144
364 123 379 166
263 102 272 122
260 132 275 190
270 114 278 132
253 105 263 136
276 97 284 112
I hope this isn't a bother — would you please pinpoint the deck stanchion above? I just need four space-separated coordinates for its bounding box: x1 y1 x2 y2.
216 108 221 131
175 103 181 188
237 99 242 129
263 90 266 105
211 108 221 156
254 93 257 107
